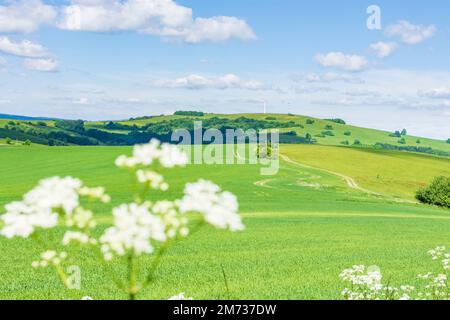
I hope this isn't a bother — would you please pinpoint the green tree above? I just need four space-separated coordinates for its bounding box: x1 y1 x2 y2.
5 137 13 145
353 139 361 146
416 176 450 208
401 129 407 136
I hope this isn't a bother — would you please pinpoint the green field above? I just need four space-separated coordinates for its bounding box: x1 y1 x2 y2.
0 144 449 299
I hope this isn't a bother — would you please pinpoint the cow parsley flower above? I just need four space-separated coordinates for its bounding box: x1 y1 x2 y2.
136 170 169 191
32 250 67 268
24 177 82 215
100 203 166 260
178 180 244 231
0 201 58 238
168 292 193 300
115 139 188 169
152 201 189 238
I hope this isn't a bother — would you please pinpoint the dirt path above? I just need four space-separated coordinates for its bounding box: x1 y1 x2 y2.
279 154 380 196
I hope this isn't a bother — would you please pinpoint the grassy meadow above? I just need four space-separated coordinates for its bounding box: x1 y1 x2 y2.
0 143 449 299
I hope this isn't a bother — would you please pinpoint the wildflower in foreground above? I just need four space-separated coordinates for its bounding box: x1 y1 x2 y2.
0 139 244 300
168 292 193 300
340 246 450 300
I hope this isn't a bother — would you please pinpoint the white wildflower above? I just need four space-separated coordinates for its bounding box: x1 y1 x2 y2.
66 207 96 229
78 186 110 203
115 139 188 169
152 201 188 239
100 203 166 260
136 170 169 191
62 231 96 246
24 177 82 215
0 201 58 238
178 180 244 231
168 292 193 300
32 250 67 268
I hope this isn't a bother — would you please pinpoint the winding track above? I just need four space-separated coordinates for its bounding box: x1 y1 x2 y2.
279 154 379 195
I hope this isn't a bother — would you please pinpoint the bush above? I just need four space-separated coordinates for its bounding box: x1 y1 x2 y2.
447 139 450 144
389 131 402 138
341 140 349 145
174 111 204 117
325 118 346 125
5 137 13 145
416 176 450 208
321 130 335 136
353 139 361 145
265 117 277 121
306 119 315 125
344 131 352 136
416 139 421 144
398 138 406 144
324 125 334 130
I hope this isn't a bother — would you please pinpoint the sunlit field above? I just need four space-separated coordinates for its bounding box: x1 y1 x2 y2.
0 144 448 299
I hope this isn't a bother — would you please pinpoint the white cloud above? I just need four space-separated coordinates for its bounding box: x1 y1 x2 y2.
23 58 59 72
300 72 365 84
72 97 89 105
0 0 56 33
58 0 256 43
385 20 436 45
0 36 48 58
154 74 265 90
369 42 397 58
315 52 368 71
419 87 450 99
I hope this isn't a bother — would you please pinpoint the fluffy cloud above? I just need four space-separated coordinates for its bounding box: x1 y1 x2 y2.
0 0 56 33
57 0 255 43
154 74 265 90
419 88 450 99
315 52 367 71
0 36 48 58
385 20 436 45
23 58 58 72
369 42 397 58
300 72 365 84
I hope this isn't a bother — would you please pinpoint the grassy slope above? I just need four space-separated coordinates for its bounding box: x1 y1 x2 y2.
0 145 449 299
282 144 450 201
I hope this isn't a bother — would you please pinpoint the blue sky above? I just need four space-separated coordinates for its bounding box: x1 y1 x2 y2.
1 0 450 139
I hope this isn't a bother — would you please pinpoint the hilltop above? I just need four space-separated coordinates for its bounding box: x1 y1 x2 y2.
1 112 449 157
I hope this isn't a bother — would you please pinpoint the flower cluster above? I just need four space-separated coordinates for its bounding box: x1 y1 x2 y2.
115 139 189 169
32 250 67 269
0 139 244 300
100 203 167 260
178 179 244 231
136 170 168 191
340 246 450 300
168 292 193 300
0 177 109 239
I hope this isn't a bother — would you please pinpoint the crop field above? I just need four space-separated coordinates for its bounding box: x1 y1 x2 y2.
0 144 449 299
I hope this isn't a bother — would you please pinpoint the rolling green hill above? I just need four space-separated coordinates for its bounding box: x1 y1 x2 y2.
1 113 449 157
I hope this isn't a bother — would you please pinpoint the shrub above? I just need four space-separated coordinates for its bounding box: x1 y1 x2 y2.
353 139 361 145
416 176 450 208
22 140 31 146
416 139 421 144
306 119 315 125
265 117 277 121
344 131 352 136
174 111 204 117
321 130 335 136
5 137 13 145
401 129 407 136
324 125 334 130
325 118 346 125
389 131 402 138
447 139 450 144
341 140 349 145
398 138 406 144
